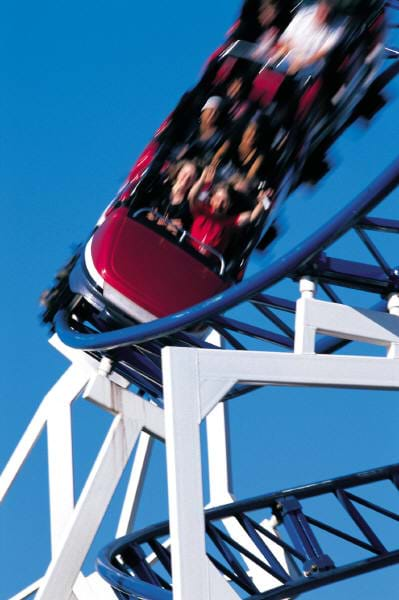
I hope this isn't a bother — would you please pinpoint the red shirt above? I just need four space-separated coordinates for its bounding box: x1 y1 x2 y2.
190 203 240 255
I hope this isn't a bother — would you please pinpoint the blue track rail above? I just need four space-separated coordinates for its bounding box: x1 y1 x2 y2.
73 7 399 599
55 154 399 352
97 464 399 599
47 17 399 401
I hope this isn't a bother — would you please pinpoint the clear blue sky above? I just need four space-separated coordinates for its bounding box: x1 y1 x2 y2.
1 1 399 598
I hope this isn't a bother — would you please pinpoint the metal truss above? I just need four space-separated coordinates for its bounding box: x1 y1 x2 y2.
95 281 399 600
97 463 399 600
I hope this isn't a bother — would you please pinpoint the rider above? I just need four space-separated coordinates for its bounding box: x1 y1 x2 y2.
272 0 345 74
188 165 272 256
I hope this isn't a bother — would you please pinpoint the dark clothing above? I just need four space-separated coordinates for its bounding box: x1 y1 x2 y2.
232 0 294 42
221 97 256 135
228 145 260 178
149 179 193 231
182 127 225 165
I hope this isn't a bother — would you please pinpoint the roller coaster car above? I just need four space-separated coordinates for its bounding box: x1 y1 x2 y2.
42 0 386 331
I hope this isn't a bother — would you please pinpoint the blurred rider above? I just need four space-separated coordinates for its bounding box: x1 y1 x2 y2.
273 0 345 74
188 165 271 256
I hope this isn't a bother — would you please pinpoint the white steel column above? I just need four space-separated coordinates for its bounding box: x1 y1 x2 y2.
47 394 75 555
163 348 209 600
163 347 240 600
162 316 399 599
205 329 234 506
294 277 317 353
388 293 399 358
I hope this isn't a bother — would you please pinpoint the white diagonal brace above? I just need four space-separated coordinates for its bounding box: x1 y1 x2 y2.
116 431 154 536
36 393 144 600
0 364 90 503
84 375 164 439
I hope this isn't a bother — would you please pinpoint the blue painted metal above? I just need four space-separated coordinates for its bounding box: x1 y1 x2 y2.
335 489 387 554
360 216 399 232
97 463 399 599
55 156 399 351
236 513 291 581
274 496 334 574
213 316 293 348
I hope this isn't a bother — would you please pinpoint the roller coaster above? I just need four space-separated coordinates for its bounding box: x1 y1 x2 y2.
2 1 399 599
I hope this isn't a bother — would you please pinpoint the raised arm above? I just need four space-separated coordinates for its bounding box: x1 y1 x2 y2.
236 189 273 226
188 165 216 209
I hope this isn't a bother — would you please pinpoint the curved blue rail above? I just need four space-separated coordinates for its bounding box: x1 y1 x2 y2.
97 463 399 600
55 155 399 350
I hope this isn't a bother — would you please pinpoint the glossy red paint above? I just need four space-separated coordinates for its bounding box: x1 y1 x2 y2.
90 207 229 318
251 70 285 106
120 141 159 201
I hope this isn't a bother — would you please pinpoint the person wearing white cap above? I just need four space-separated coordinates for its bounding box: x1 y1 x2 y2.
201 96 223 112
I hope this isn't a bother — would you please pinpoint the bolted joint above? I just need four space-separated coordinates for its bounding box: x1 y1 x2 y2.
98 356 113 377
304 554 335 576
274 495 302 517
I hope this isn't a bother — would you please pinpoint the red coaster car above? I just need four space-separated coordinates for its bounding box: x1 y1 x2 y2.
43 0 387 333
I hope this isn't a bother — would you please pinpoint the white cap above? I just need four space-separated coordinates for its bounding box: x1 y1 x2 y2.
201 96 223 111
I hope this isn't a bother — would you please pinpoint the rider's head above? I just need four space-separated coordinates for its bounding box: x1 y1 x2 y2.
201 96 222 128
315 0 333 25
173 161 198 192
258 0 278 28
210 183 233 215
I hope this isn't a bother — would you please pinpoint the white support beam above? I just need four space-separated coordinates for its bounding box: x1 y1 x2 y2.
47 395 75 556
36 409 142 600
295 277 317 354
116 431 154 537
196 351 399 393
84 375 164 439
388 293 399 358
297 298 399 347
0 364 90 503
163 347 240 600
206 401 234 506
163 348 210 600
162 330 399 600
205 329 234 507
36 374 165 600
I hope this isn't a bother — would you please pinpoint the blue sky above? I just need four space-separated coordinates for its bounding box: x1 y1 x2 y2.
1 1 399 598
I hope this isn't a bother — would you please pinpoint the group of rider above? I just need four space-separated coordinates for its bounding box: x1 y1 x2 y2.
145 0 346 259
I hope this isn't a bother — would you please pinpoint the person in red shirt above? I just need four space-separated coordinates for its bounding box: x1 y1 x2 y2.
188 166 272 256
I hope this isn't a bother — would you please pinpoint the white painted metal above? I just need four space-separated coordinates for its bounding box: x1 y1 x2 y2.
4 281 399 600
9 578 43 600
294 278 317 353
1 342 164 600
116 431 154 536
206 401 234 506
0 364 90 503
163 348 217 600
162 284 399 600
36 396 143 599
203 332 299 592
204 330 234 506
388 293 399 358
47 394 75 556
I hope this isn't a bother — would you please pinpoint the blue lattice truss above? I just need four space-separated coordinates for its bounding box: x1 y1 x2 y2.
97 464 399 599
